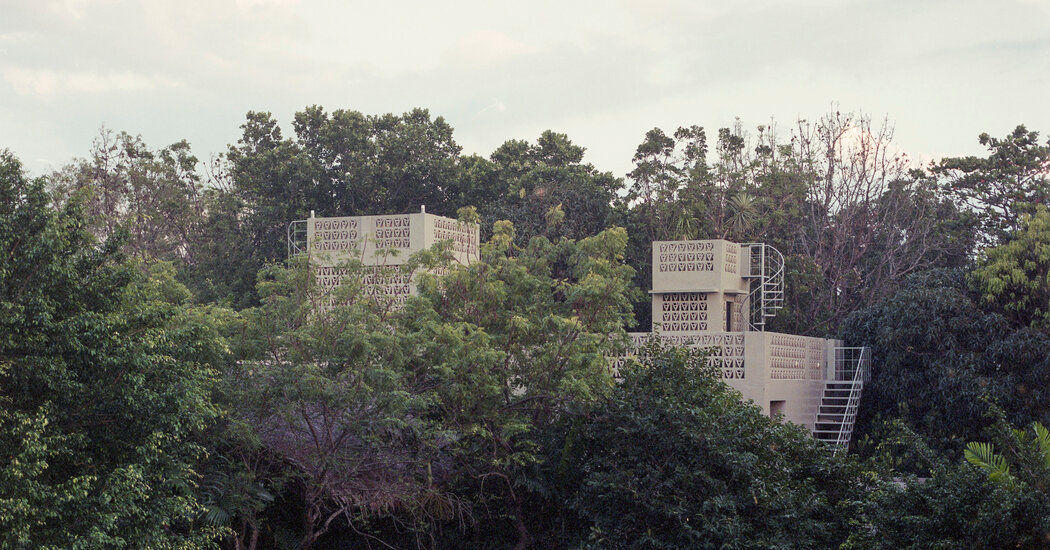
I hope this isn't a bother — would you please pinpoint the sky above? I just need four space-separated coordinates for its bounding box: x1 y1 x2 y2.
1 0 1048 180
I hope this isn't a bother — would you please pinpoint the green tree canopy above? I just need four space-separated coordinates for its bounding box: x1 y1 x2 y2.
842 268 1050 456
562 344 865 549
0 150 225 548
401 221 637 548
474 131 624 245
971 207 1050 330
937 125 1050 246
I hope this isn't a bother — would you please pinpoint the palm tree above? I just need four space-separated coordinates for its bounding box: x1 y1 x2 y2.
965 421 1050 490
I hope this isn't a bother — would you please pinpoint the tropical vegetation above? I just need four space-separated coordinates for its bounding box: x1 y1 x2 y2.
1 109 1049 548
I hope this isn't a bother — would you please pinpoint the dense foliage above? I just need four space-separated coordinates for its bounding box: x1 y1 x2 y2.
0 150 226 548
563 345 865 549
3 109 1050 548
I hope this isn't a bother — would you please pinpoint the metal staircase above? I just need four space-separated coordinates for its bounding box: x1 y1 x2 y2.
742 244 785 331
287 219 308 258
813 347 870 453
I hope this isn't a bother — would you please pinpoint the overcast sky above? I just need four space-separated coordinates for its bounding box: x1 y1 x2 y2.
2 0 1048 180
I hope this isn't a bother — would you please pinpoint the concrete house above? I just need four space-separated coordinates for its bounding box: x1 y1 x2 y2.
291 212 868 449
617 239 870 449
289 208 480 308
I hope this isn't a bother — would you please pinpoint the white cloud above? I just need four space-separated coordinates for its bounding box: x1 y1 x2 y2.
234 0 299 9
4 67 183 96
0 0 1046 182
452 30 537 66
0 31 37 43
40 0 113 19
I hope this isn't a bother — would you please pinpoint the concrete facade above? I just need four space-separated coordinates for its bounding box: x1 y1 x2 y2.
300 209 479 307
621 239 847 433
294 218 862 440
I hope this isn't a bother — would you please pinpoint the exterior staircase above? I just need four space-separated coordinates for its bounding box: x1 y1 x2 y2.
743 244 785 331
813 347 870 453
288 219 308 258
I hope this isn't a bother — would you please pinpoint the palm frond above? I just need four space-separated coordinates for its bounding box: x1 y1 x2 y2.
1033 422 1050 469
965 441 1014 486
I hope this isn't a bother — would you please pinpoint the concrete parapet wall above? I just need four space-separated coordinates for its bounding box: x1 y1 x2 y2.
652 239 748 294
616 330 840 431
305 211 479 307
308 212 478 267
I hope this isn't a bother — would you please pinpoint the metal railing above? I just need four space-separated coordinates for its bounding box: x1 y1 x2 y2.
288 219 308 258
832 346 869 452
742 243 785 331
834 346 871 383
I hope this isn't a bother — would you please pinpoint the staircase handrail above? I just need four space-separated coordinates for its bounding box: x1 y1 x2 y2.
833 346 869 451
288 219 308 258
741 243 785 331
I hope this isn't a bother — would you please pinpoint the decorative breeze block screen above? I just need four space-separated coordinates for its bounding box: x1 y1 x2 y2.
373 216 411 249
656 241 715 272
312 217 360 252
433 217 478 255
615 332 745 380
768 334 825 380
656 292 709 332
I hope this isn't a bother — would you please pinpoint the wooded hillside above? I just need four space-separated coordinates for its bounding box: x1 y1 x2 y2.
3 110 1049 549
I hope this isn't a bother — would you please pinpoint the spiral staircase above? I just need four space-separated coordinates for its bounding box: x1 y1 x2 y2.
742 243 785 331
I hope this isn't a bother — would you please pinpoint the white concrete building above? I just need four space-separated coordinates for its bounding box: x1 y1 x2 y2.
289 208 480 308
618 239 869 449
289 214 867 449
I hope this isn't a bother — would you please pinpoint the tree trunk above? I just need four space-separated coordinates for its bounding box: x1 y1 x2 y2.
247 524 259 550
510 493 532 550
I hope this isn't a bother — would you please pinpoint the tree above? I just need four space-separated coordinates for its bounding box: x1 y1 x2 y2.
849 460 1048 549
288 106 462 217
772 112 969 334
562 343 865 549
965 417 1050 498
841 268 1050 455
971 207 1050 330
401 221 638 549
0 150 225 548
849 417 1050 549
231 255 448 550
47 128 207 266
477 131 623 245
937 125 1050 246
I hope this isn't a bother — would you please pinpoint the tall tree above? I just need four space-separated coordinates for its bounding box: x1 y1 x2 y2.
231 255 446 549
841 268 1050 454
48 128 206 266
401 221 637 549
476 131 623 245
0 150 225 548
773 112 968 334
936 125 1050 246
971 207 1050 331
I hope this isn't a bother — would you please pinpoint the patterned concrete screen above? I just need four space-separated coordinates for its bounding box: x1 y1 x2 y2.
298 218 868 447
304 210 479 307
627 238 861 439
